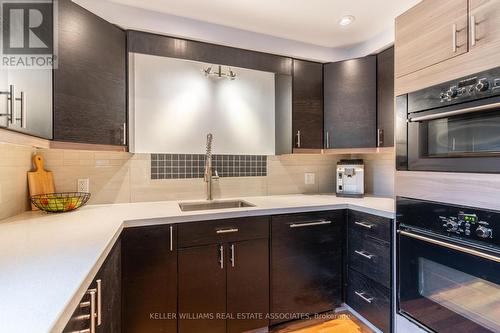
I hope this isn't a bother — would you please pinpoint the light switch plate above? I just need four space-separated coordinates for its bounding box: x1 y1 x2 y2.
304 173 315 185
78 178 90 193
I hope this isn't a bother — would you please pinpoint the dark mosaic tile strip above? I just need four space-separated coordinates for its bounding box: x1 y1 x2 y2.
151 154 267 179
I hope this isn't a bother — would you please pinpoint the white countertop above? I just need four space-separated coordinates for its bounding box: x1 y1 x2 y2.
0 194 394 333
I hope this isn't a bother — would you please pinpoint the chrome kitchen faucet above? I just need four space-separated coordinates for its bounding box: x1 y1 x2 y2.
204 133 219 201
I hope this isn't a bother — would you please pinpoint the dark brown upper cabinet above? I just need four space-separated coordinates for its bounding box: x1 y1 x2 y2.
292 59 324 149
324 56 377 149
377 47 395 147
54 0 126 146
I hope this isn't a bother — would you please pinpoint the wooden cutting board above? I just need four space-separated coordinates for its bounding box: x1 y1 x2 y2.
28 154 55 210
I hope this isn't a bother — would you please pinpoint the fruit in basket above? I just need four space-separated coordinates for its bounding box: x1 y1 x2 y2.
31 193 90 213
64 197 80 211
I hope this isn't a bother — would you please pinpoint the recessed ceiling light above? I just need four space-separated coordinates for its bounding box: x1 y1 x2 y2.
338 15 355 26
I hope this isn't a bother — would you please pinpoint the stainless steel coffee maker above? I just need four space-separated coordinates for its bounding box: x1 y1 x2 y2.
336 159 364 198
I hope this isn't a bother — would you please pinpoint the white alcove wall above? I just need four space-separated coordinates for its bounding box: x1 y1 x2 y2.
129 53 276 155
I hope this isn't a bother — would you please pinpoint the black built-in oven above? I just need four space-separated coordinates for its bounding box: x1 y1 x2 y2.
396 66 500 172
397 197 500 333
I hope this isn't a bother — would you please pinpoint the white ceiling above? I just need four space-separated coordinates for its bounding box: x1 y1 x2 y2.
106 0 420 48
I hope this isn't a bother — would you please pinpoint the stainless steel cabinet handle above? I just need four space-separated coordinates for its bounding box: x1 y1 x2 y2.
219 245 224 269
377 128 384 147
354 250 375 260
399 230 500 263
355 291 374 304
297 130 301 148
452 24 457 52
169 225 174 251
15 91 26 128
216 228 239 234
290 220 332 228
96 280 102 326
89 290 96 333
471 15 477 47
355 221 374 229
0 85 15 124
409 101 500 122
122 122 127 145
230 244 235 267
325 131 330 149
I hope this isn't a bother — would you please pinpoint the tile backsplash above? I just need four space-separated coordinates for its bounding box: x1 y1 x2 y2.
151 154 267 179
0 140 395 221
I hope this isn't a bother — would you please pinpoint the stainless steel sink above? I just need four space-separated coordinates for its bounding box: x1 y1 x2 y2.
179 200 255 212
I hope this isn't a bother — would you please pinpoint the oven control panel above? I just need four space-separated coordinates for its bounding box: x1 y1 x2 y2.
407 66 500 113
439 213 494 239
397 197 499 248
439 77 496 102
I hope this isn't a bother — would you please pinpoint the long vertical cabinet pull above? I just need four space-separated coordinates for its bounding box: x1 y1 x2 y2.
219 245 224 269
96 280 102 326
230 244 235 267
325 131 330 149
169 225 173 252
452 24 458 52
470 15 477 47
0 85 15 124
15 91 27 128
296 130 301 148
122 122 127 145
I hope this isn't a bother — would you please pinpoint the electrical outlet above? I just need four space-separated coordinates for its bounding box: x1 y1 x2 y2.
78 178 90 193
304 173 316 185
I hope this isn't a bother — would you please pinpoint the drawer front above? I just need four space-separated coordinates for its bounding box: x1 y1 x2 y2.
348 210 391 242
347 268 390 333
348 231 390 288
271 210 345 235
178 216 269 248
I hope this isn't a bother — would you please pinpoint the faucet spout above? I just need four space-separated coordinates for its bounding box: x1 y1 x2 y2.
204 133 218 200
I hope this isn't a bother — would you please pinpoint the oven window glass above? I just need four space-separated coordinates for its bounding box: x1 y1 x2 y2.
424 111 500 157
418 258 500 333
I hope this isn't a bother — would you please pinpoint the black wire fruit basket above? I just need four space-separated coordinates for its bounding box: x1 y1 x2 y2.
31 192 91 213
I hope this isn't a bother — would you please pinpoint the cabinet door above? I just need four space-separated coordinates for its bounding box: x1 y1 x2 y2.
63 240 121 333
292 60 323 149
122 225 177 333
324 56 377 149
54 0 126 146
96 240 121 333
271 211 345 325
178 244 226 333
395 0 468 78
469 0 500 51
227 239 269 333
377 47 394 147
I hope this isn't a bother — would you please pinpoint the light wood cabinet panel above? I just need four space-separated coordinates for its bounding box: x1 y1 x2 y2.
469 0 500 51
395 0 468 78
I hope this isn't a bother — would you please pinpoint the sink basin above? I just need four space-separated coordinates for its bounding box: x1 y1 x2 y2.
179 200 255 212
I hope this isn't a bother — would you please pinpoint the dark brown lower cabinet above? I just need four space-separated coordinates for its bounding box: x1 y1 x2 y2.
271 211 345 325
346 211 392 332
178 239 269 333
63 239 121 333
347 269 390 333
227 239 269 333
178 244 227 333
122 225 177 333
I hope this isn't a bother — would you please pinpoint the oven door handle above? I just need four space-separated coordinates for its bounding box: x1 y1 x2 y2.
399 230 500 263
409 101 500 122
